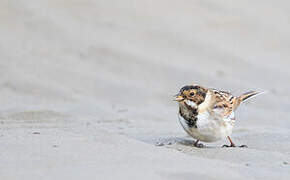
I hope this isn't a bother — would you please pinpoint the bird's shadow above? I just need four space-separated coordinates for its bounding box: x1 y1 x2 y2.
153 136 213 149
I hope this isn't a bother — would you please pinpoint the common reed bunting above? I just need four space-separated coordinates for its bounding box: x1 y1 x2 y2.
174 85 263 148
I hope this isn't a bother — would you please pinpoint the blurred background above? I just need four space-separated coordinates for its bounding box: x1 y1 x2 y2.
0 0 290 179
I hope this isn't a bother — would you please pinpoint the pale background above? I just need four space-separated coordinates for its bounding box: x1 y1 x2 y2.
0 0 290 179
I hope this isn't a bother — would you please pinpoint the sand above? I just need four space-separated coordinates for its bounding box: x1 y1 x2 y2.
0 0 290 179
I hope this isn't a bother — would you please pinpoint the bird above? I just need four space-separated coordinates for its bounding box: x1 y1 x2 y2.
174 84 263 148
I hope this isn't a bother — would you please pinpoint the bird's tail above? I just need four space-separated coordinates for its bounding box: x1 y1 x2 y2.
234 91 264 110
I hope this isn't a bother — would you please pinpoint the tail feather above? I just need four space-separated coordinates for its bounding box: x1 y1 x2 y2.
239 91 263 102
234 91 264 110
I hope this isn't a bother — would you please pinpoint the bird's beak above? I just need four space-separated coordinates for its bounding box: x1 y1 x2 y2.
173 93 184 102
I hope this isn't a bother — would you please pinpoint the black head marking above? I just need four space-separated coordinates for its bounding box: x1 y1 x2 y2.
197 91 206 99
178 85 208 105
180 85 198 92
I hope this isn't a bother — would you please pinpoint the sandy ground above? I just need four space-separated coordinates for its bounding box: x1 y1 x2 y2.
0 0 290 179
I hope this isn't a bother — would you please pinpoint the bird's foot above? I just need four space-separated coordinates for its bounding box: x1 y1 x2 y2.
193 140 204 148
239 144 248 148
222 144 248 148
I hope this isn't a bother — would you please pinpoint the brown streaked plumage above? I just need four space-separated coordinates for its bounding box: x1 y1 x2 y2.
174 84 263 148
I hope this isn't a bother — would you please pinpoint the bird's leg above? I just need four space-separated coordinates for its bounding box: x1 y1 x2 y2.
222 136 247 148
193 140 204 148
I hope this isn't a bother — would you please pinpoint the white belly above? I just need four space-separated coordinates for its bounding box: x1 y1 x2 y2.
178 111 234 142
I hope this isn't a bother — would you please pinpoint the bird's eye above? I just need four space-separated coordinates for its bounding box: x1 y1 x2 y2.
190 92 195 96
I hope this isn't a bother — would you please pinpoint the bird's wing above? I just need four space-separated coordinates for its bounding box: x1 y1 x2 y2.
209 89 236 118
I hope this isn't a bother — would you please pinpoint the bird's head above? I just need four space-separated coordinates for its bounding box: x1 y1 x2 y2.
174 85 207 108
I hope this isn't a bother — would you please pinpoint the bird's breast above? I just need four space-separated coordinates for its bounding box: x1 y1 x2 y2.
178 110 234 142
